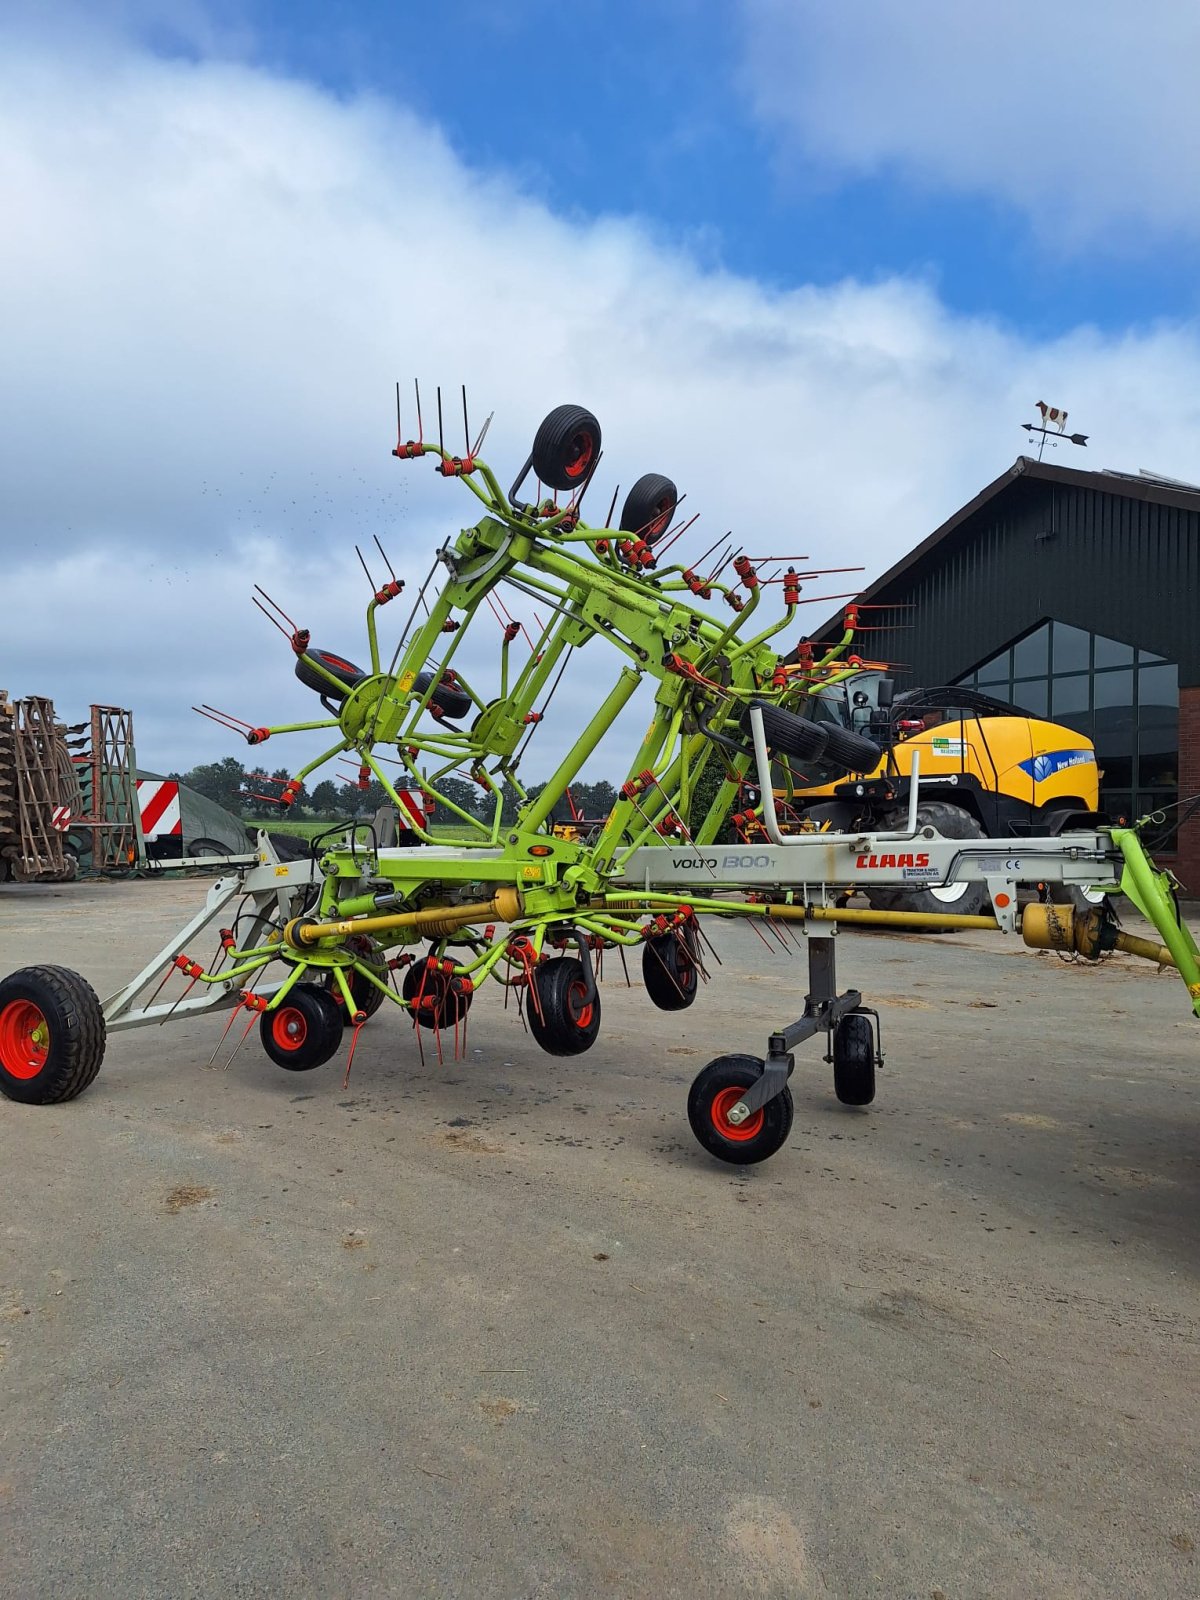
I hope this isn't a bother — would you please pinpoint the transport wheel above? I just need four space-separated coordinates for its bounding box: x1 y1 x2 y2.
413 670 471 721
259 984 343 1071
529 405 602 492
294 648 368 699
820 723 882 775
1049 883 1110 914
832 1013 876 1106
324 938 389 1024
687 1054 794 1166
191 838 233 859
743 701 828 763
526 957 601 1056
642 929 698 1011
620 473 677 543
864 801 990 923
0 965 106 1104
402 960 473 1031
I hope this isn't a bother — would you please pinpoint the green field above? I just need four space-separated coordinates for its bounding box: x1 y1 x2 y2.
246 817 480 843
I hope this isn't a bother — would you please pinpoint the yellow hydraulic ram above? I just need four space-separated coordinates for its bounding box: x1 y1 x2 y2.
285 887 526 949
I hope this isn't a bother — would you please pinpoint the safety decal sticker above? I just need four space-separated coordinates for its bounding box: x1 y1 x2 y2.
1019 749 1096 783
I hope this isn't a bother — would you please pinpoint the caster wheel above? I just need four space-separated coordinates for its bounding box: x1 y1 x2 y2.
402 959 473 1031
687 1054 793 1165
832 1012 876 1106
619 473 677 543
0 966 105 1104
642 929 698 1012
529 405 601 492
526 957 601 1056
260 984 344 1071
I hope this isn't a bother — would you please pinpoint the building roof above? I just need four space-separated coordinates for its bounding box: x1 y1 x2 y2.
818 455 1200 637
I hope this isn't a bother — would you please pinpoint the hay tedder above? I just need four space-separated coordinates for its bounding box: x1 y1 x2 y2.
2 396 1198 1164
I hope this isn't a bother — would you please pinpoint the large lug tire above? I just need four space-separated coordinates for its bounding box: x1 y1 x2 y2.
324 938 389 1025
820 723 883 775
864 801 990 923
413 670 471 722
529 405 602 492
620 473 678 543
743 701 829 763
687 1054 794 1166
526 956 601 1056
294 648 368 700
402 959 473 1031
0 965 106 1104
832 1013 876 1106
190 838 233 859
1049 883 1111 914
259 983 344 1071
642 929 699 1011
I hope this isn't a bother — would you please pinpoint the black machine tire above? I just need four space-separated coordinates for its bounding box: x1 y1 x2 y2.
294 648 368 700
798 800 855 834
190 838 233 858
642 929 699 1011
413 670 472 721
832 1013 876 1106
864 801 990 923
526 956 601 1056
620 473 678 544
687 1054 794 1166
403 959 474 1031
529 405 602 492
324 938 389 1024
744 700 829 763
0 965 106 1105
260 984 344 1071
1048 883 1110 914
820 723 883 775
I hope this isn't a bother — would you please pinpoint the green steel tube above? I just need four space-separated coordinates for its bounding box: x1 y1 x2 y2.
520 667 643 834
1114 827 1200 1016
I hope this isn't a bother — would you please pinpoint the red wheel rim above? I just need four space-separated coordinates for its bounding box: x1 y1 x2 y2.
648 498 673 536
567 980 593 1029
271 1007 308 1051
563 430 595 480
0 999 50 1080
710 1085 763 1142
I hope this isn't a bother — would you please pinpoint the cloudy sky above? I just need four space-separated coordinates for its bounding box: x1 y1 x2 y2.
4 0 1199 784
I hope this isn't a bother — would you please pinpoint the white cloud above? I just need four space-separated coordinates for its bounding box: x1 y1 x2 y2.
741 0 1200 246
3 31 1200 787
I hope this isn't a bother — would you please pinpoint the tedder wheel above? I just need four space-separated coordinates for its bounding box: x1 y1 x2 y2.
529 405 602 493
294 648 368 700
820 723 883 775
642 930 698 1011
687 1054 794 1166
259 983 344 1071
743 700 829 764
864 801 989 923
402 959 473 1031
0 965 106 1104
325 938 389 1025
413 670 472 721
620 473 678 544
526 956 601 1056
832 1012 876 1106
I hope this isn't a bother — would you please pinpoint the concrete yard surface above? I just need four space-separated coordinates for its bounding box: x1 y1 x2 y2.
1 878 1197 1598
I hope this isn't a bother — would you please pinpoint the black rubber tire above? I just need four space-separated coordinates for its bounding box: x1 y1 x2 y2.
190 838 233 858
642 930 698 1011
832 1012 876 1106
820 723 883 775
529 405 602 492
324 938 389 1024
259 983 343 1071
295 648 368 700
797 801 856 834
403 959 474 1031
743 701 829 763
687 1054 794 1166
413 671 472 721
0 965 106 1104
620 473 678 544
1049 884 1111 914
526 957 601 1056
864 801 990 922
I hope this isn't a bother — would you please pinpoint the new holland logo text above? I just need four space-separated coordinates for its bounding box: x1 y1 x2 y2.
854 851 931 869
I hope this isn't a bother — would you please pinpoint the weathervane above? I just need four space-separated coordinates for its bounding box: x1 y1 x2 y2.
1022 400 1088 461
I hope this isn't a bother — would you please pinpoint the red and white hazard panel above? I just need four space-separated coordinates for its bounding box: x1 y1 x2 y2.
396 789 428 831
51 806 72 832
136 780 182 840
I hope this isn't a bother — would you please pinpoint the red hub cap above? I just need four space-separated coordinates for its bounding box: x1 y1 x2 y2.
709 1085 763 1142
567 981 594 1029
271 1007 307 1051
564 430 595 480
0 999 50 1080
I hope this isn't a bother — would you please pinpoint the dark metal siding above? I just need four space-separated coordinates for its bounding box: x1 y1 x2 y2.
839 479 1200 689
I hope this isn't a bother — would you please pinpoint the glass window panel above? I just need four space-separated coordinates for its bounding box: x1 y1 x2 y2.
1010 679 1048 717
1093 670 1135 758
976 648 1011 687
1093 633 1134 668
1137 647 1166 664
1051 622 1090 673
1137 662 1178 713
1051 674 1090 716
1012 624 1049 678
1138 753 1178 789
1102 790 1133 826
